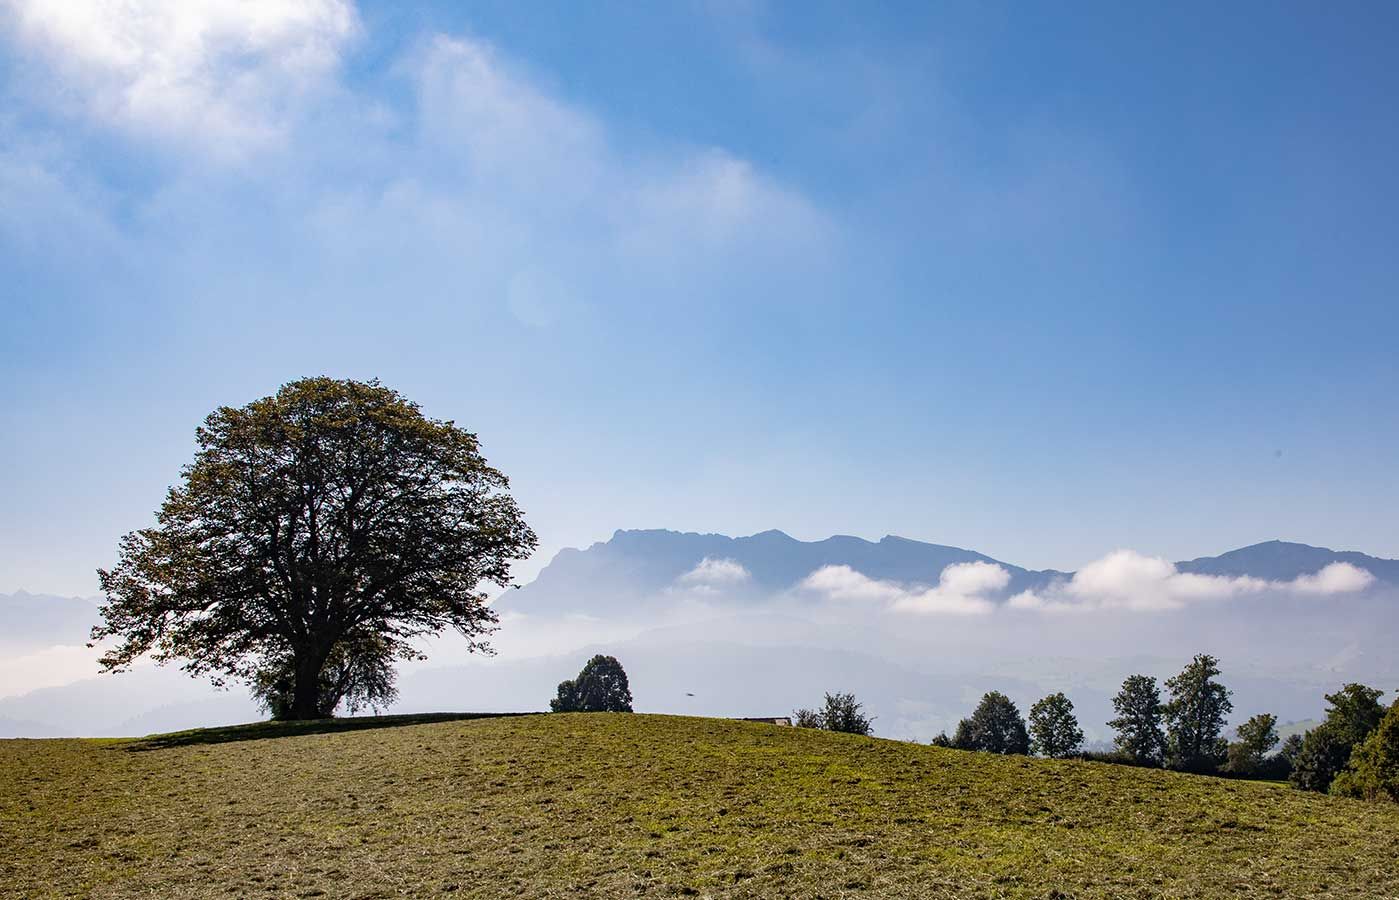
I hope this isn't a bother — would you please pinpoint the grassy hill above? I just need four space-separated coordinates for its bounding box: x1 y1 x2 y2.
3 714 1397 899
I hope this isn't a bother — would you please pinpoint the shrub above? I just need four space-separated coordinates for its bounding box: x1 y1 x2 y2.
793 692 873 735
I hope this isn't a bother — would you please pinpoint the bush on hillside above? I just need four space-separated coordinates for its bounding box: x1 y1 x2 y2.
794 692 874 735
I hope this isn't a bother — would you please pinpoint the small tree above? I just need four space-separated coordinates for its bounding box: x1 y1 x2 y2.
1163 654 1233 773
1224 713 1279 777
1279 732 1304 767
1290 723 1352 792
793 692 873 735
1290 683 1386 793
961 692 1030 754
551 655 633 712
1331 698 1399 803
1028 692 1084 758
1108 674 1166 766
821 692 874 735
951 717 977 750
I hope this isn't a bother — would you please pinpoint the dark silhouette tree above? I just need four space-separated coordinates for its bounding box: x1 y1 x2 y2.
551 655 634 712
961 692 1030 754
1163 654 1233 772
1028 692 1085 758
92 377 536 720
792 692 873 735
1108 674 1166 766
1224 713 1279 777
1331 697 1399 803
1290 683 1386 793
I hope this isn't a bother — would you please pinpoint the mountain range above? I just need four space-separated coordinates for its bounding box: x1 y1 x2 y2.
500 531 1398 615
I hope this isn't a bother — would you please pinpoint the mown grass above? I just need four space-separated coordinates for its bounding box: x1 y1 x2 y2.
2 713 1397 898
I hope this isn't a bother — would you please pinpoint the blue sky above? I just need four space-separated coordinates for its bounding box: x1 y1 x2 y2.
3 1 1398 596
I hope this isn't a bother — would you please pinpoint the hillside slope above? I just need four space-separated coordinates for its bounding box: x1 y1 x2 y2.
3 714 1398 898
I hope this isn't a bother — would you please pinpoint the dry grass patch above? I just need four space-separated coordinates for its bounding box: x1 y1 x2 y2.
2 713 1398 898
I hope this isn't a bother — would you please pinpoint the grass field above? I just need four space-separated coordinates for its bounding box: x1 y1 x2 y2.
3 713 1398 899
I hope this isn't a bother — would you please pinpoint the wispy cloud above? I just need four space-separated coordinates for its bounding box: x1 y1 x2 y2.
0 0 359 157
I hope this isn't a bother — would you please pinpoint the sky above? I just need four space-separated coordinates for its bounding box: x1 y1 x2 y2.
3 0 1399 598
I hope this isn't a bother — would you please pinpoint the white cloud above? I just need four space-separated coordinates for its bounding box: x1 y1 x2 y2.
800 561 1006 616
1008 550 1376 613
678 557 752 588
1289 562 1375 595
1 0 359 156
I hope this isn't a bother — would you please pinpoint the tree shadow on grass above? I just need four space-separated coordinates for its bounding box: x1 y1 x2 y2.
126 711 541 751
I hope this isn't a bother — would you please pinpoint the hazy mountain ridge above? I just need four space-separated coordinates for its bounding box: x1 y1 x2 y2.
1177 539 1399 583
0 590 101 649
504 530 1395 615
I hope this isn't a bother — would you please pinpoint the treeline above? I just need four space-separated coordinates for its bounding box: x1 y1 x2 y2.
798 653 1399 804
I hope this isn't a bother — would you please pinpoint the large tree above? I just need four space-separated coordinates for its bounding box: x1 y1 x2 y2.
1163 653 1233 772
92 377 537 720
1108 674 1166 766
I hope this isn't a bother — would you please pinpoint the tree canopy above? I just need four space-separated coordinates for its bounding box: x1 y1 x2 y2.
551 655 634 713
1028 692 1084 759
92 377 537 720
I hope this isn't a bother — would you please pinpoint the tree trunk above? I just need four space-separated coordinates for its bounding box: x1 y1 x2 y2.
289 650 327 720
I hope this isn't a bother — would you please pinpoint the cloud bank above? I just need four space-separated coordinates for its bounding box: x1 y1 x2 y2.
1008 551 1375 613
799 551 1376 616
